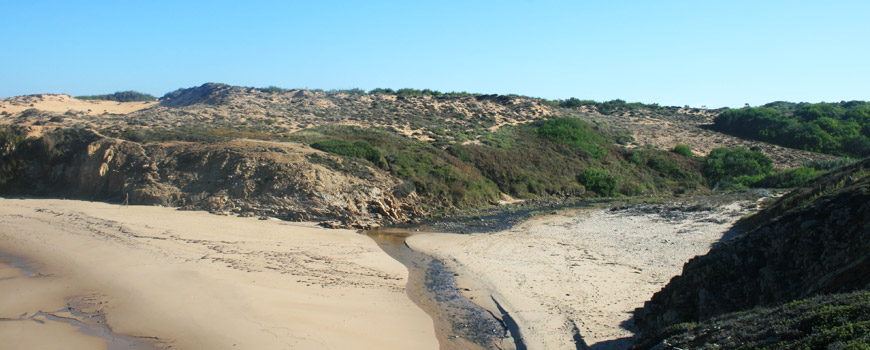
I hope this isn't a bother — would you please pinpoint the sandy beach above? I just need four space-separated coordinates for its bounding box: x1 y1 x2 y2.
0 198 437 350
407 198 761 350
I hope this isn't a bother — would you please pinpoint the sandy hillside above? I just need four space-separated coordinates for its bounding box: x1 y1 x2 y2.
0 198 437 350
407 198 762 350
0 94 156 115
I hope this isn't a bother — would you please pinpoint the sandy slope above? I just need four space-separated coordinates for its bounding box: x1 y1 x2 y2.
407 201 759 350
0 94 156 115
0 198 437 350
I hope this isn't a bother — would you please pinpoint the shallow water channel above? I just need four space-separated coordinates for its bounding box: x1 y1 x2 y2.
364 228 521 350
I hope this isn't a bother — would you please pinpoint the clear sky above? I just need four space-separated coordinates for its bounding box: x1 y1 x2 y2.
2 0 868 108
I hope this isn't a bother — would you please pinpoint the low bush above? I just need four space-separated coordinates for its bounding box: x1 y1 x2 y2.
107 127 275 143
756 166 820 188
671 144 693 157
577 168 617 196
76 90 156 102
805 157 857 171
640 291 870 350
258 86 288 94
535 117 606 159
704 147 773 189
291 126 501 207
310 139 384 166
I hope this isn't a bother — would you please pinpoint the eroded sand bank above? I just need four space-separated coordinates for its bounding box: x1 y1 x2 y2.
407 200 760 350
0 198 437 350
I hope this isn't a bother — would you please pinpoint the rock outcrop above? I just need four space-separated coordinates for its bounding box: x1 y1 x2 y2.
0 129 423 228
632 158 870 347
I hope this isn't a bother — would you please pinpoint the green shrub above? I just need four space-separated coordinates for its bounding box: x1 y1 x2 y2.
368 88 396 95
704 147 773 189
310 139 384 166
479 126 519 148
76 90 156 102
597 99 628 115
291 126 500 207
556 97 597 109
647 291 870 350
259 86 288 94
756 166 820 188
805 157 857 171
671 144 693 157
647 153 697 181
329 88 366 95
536 117 606 159
108 126 275 143
577 168 617 196
712 102 870 157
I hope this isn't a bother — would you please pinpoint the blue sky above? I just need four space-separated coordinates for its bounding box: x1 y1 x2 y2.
2 0 868 107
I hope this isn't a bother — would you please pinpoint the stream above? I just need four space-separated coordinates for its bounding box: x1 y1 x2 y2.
364 228 520 350
364 201 597 349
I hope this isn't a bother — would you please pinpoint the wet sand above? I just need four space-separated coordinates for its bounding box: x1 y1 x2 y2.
366 228 515 350
0 198 437 350
407 200 760 350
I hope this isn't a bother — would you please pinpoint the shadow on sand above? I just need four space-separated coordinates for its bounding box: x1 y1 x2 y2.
585 316 638 350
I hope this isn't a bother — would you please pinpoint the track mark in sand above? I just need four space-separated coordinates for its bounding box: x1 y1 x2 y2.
20 206 406 292
0 292 166 349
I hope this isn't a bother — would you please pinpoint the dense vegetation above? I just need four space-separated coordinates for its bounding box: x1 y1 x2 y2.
290 126 501 208
284 118 709 209
701 146 838 190
712 101 870 157
247 85 482 98
638 291 870 350
367 87 480 98
547 97 698 117
704 147 774 189
536 117 607 159
97 110 836 209
76 90 157 102
78 86 854 206
576 168 617 196
310 139 385 167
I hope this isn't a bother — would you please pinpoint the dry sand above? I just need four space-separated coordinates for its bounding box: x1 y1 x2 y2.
407 200 760 350
0 198 437 350
0 94 156 115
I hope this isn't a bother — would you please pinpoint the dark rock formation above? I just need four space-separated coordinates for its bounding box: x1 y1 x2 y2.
633 158 870 348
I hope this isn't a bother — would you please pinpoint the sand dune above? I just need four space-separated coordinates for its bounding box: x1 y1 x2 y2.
0 198 437 350
0 94 156 115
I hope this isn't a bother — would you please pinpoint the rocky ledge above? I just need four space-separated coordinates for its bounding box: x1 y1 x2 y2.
0 128 424 228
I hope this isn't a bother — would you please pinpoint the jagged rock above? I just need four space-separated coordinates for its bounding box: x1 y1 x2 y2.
632 158 870 348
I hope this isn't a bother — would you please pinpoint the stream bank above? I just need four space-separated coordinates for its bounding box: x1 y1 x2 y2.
389 192 768 349
365 228 519 350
